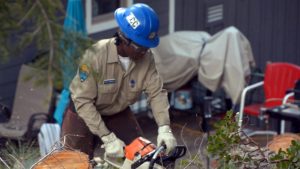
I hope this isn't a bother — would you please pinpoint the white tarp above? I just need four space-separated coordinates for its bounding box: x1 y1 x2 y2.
152 26 256 104
152 31 210 90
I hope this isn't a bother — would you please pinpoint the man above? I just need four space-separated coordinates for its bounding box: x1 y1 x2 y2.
65 3 177 159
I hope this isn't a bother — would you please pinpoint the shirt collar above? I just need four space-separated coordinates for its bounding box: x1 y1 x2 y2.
107 38 119 63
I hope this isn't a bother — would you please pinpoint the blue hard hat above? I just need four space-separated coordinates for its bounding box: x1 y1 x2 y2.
114 3 160 48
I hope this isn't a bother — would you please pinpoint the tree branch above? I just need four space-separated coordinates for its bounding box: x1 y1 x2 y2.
36 0 54 87
18 2 37 25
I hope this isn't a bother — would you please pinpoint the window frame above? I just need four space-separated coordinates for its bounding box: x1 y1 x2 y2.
85 0 133 34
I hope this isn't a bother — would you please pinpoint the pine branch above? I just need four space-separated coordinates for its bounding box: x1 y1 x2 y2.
1 0 94 89
36 0 54 87
18 1 37 25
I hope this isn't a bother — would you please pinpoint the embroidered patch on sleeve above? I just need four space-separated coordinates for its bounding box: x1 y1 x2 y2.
79 64 89 82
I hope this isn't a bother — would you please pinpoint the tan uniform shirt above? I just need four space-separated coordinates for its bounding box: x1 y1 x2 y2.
69 38 170 138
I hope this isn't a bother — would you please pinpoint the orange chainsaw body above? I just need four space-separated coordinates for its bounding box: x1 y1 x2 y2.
125 137 156 161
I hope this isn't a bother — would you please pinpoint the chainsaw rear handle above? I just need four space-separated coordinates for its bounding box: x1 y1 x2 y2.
153 145 187 169
162 145 186 162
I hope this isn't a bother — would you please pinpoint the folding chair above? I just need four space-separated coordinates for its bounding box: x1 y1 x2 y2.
0 64 54 140
280 79 300 133
238 62 300 136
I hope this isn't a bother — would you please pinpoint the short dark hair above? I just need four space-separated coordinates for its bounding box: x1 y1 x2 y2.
113 32 121 46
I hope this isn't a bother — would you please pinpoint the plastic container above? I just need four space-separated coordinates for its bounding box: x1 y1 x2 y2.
174 90 193 110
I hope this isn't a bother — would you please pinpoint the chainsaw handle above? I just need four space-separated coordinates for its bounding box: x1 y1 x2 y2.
132 145 186 169
149 145 166 169
162 145 186 162
152 145 166 160
131 145 165 169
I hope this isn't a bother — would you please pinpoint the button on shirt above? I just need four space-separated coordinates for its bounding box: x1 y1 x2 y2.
69 38 170 137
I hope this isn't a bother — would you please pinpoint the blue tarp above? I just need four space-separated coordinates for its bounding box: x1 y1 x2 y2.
54 0 87 126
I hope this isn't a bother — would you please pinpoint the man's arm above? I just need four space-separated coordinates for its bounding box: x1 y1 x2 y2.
70 48 125 158
144 57 170 126
69 50 110 137
144 56 177 154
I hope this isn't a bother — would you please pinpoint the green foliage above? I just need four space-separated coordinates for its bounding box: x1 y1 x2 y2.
207 110 241 168
207 111 271 168
207 111 300 169
178 154 204 169
0 0 95 89
0 0 24 61
271 140 300 169
0 140 40 169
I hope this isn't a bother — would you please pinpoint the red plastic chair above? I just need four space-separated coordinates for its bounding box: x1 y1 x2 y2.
238 62 300 136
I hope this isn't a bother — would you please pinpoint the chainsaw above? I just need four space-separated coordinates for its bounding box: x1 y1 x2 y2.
31 137 185 169
98 137 186 169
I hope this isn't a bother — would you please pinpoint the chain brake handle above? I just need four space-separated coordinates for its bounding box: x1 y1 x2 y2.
131 145 186 169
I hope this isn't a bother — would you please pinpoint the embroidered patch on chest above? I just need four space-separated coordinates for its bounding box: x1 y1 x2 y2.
130 79 136 88
103 79 116 84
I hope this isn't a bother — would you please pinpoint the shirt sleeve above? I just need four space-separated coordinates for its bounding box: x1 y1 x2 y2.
69 49 110 138
144 56 171 126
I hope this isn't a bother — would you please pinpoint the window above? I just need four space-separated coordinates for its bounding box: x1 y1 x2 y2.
86 0 133 34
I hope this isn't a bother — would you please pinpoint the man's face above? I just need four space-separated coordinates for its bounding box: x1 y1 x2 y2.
119 32 149 61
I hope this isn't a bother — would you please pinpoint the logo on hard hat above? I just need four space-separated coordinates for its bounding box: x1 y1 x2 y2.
126 12 140 29
148 32 156 40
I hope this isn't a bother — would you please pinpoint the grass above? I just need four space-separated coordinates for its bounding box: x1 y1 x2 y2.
0 139 40 169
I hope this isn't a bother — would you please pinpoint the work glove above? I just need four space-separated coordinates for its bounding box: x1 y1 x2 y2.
101 132 125 158
120 158 133 169
157 125 177 154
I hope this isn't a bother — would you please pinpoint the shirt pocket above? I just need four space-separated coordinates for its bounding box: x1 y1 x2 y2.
127 88 141 105
98 84 117 104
